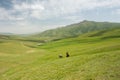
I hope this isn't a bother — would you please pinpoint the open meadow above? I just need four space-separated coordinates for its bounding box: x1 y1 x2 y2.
0 29 120 80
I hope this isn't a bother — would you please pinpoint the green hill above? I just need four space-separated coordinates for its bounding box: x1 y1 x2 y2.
33 20 120 40
0 28 119 80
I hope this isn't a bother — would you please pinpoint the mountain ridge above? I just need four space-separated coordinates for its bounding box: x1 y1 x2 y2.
31 20 120 39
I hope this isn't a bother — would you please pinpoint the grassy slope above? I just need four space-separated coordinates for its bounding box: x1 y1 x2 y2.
33 20 120 40
0 29 120 80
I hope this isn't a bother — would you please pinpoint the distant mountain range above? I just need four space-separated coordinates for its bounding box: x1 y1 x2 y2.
32 20 120 39
1 20 120 41
0 32 15 35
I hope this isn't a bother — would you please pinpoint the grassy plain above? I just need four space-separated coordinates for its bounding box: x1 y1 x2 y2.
0 29 120 80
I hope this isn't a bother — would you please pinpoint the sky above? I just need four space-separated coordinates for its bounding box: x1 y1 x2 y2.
0 0 120 34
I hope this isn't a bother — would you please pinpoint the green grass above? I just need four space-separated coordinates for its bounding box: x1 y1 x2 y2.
0 29 120 80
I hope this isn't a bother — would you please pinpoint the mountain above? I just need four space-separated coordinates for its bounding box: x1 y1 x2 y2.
0 32 15 35
1 20 120 42
32 20 120 40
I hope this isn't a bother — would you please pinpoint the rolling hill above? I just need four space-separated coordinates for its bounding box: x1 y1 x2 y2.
32 20 120 40
0 28 119 80
0 21 120 80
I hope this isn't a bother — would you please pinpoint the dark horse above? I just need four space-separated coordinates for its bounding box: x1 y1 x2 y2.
66 52 70 57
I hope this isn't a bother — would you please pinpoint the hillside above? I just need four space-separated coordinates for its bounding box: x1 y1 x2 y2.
0 29 119 80
0 34 21 42
32 20 120 40
1 20 120 42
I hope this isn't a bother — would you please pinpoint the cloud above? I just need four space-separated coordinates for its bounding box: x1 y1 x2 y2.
0 0 45 20
0 0 13 9
0 0 120 20
115 9 120 14
0 0 120 34
28 0 120 20
0 8 10 20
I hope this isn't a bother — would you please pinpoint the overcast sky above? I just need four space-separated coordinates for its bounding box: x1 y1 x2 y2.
0 0 120 34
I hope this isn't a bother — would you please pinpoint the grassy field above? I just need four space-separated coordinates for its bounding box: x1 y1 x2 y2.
0 29 120 80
